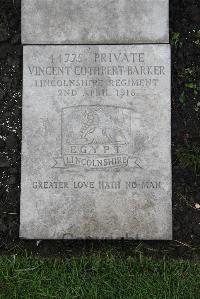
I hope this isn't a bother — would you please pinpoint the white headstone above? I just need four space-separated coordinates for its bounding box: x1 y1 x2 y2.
20 45 172 239
22 0 169 44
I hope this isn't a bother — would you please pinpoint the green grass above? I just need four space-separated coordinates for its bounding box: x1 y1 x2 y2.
0 255 199 299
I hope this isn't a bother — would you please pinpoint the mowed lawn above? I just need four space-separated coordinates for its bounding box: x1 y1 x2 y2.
0 254 199 299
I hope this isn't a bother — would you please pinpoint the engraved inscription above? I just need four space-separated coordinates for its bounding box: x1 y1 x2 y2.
27 50 166 98
32 180 162 191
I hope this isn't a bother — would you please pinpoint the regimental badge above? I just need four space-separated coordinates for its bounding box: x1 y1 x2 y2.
53 105 143 170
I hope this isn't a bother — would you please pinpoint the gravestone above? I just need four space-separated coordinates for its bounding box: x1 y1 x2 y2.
22 0 169 44
20 45 172 239
20 1 172 240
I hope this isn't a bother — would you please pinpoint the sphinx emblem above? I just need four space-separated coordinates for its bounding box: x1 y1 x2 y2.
79 110 127 145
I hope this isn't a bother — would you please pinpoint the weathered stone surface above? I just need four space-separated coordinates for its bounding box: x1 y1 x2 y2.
22 0 169 44
20 45 172 239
